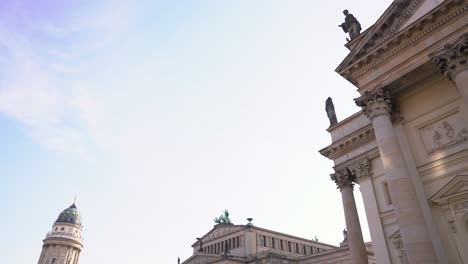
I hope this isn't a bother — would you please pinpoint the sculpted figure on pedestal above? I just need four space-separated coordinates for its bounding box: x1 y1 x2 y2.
325 97 338 127
339 9 362 41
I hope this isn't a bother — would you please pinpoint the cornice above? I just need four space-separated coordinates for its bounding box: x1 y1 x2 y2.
341 0 467 82
320 125 375 160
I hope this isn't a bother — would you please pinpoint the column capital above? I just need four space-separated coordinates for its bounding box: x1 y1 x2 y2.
355 86 394 120
432 33 468 81
331 168 356 189
350 158 371 183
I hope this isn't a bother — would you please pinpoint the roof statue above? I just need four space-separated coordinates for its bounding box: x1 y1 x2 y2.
214 210 231 224
325 97 337 127
339 9 361 41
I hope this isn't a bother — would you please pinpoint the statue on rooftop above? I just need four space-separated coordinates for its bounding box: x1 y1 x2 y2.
343 229 348 242
214 210 232 224
325 97 338 127
178 257 180 264
339 9 362 41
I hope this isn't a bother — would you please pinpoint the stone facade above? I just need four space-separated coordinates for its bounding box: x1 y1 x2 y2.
37 203 83 264
181 223 375 264
321 0 468 263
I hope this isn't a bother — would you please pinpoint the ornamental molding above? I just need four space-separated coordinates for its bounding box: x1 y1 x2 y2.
340 0 467 81
196 225 245 245
355 86 399 121
431 33 468 81
349 158 371 182
331 168 355 189
319 125 375 160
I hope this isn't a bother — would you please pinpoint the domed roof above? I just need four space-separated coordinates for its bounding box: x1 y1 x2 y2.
55 203 82 226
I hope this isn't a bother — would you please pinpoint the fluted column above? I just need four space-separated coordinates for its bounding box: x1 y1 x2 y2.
331 168 368 264
432 34 468 106
355 87 437 263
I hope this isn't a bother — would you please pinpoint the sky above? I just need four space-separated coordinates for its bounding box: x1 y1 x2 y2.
0 1 393 263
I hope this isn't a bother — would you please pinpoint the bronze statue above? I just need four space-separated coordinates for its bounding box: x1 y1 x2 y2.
178 257 180 264
214 210 232 224
325 97 337 127
339 9 362 41
343 229 348 241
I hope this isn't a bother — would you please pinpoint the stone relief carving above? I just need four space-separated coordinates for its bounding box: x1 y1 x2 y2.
331 168 356 189
452 201 468 213
420 113 468 154
355 86 395 121
349 158 371 182
203 226 243 243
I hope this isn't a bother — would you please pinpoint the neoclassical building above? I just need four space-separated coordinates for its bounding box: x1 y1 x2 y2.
181 221 376 264
320 0 468 263
37 202 84 264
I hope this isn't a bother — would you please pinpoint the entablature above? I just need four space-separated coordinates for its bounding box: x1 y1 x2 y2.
337 0 467 93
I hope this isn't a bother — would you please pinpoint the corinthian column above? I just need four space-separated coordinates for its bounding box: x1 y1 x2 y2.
331 168 368 264
355 87 437 264
432 34 468 106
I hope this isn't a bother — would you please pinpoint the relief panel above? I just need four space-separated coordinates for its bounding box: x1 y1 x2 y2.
419 111 468 154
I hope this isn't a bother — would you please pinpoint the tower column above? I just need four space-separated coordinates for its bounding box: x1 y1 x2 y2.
432 34 468 106
355 87 437 263
331 168 368 264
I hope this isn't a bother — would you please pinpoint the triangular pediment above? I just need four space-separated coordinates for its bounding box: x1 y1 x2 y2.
399 0 445 31
431 175 468 204
336 0 426 73
192 224 247 246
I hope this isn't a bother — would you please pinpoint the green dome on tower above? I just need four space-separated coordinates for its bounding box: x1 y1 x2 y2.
55 203 82 226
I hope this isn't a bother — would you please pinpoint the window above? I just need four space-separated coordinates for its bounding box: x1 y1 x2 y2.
296 243 299 253
303 245 307 255
383 182 393 205
271 238 275 249
60 227 64 231
288 241 291 251
280 240 284 250
236 236 240 247
263 236 267 247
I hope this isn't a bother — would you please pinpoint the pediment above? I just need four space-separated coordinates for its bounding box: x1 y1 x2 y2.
193 224 246 246
399 0 445 31
336 0 426 73
431 175 468 204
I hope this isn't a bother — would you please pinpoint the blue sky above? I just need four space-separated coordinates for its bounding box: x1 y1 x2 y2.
0 1 393 263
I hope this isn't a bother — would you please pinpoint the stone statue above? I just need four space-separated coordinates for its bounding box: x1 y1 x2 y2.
197 238 204 252
214 210 232 224
343 229 348 241
178 257 180 264
325 97 337 127
339 9 362 41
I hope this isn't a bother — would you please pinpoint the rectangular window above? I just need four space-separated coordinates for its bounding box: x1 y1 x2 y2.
383 182 393 205
236 236 240 248
288 241 291 251
296 243 299 253
271 238 275 249
280 240 284 250
263 236 267 247
303 245 307 255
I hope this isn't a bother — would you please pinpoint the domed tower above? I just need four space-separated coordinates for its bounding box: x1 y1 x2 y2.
38 202 83 264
